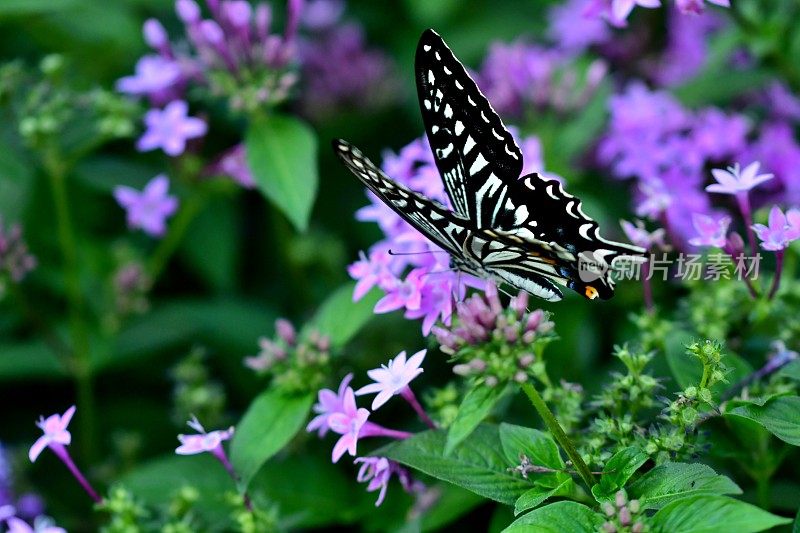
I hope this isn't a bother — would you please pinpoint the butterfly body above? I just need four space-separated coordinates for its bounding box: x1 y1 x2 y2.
334 29 644 302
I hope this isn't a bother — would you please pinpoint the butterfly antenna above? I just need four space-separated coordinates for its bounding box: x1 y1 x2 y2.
388 248 449 257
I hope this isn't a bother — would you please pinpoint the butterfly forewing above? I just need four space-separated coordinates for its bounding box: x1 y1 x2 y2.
332 140 470 258
416 29 524 228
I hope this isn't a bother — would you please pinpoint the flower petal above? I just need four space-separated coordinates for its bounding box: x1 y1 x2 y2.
29 436 49 463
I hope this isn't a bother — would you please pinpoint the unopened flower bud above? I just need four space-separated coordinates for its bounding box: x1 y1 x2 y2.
453 364 472 376
504 326 518 343
469 359 487 372
615 491 626 508
522 331 536 344
619 506 631 526
144 19 169 50
602 522 617 533
518 353 535 367
513 370 527 383
275 318 296 345
484 375 498 388
629 499 640 513
525 310 543 331
176 0 201 23
632 521 644 533
602 502 615 517
537 320 554 334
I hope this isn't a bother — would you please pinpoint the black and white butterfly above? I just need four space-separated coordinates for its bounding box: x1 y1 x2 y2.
333 29 644 302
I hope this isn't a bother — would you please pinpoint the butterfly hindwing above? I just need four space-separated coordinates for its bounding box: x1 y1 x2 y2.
332 139 470 257
416 29 523 228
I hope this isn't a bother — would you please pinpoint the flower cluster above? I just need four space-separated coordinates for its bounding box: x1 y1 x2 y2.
601 491 645 533
433 284 555 387
308 348 435 505
476 40 607 117
0 444 45 526
0 218 36 293
581 0 729 28
245 318 331 394
599 83 749 247
118 0 301 114
349 131 550 334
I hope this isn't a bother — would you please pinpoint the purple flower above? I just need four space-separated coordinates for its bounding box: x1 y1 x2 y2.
374 269 425 314
738 122 800 205
354 457 392 506
207 144 255 188
675 0 729 15
688 213 730 248
654 8 722 86
136 100 207 156
763 82 800 123
753 205 799 251
547 0 611 54
299 23 397 119
328 387 370 463
307 374 354 437
5 517 66 533
302 0 345 30
175 416 234 456
114 174 179 237
355 350 426 410
348 248 395 301
116 55 182 104
583 0 660 26
707 162 773 196
29 406 74 463
620 219 669 250
690 108 748 161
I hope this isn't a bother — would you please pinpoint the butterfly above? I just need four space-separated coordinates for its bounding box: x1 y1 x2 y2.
333 29 644 302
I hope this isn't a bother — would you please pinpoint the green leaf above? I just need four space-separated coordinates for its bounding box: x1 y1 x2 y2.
514 478 573 516
650 495 792 533
0 340 67 381
627 462 742 510
499 423 564 471
778 360 800 382
446 385 509 454
230 388 314 489
503 501 603 533
0 148 34 222
793 507 800 533
179 199 238 291
245 114 318 232
305 282 381 349
121 454 232 529
379 424 531 505
592 446 648 502
726 396 800 446
0 0 81 15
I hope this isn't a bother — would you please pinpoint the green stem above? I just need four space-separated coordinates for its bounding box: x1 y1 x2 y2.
45 151 96 461
521 382 596 490
755 473 771 510
146 193 207 281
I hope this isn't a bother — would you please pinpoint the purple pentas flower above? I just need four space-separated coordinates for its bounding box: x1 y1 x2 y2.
355 350 426 410
737 122 800 205
675 0 729 15
583 0 661 26
753 206 800 251
116 55 183 105
175 416 234 457
707 162 774 196
547 0 611 54
28 406 100 503
763 82 800 123
114 174 179 237
299 23 397 120
354 457 392 506
327 387 371 463
654 8 723 87
307 374 354 437
688 213 730 248
620 219 669 250
136 100 206 156
29 406 74 463
348 248 395 301
5 517 66 533
207 144 255 188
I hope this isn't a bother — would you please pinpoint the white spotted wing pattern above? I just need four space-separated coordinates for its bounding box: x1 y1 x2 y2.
333 29 645 302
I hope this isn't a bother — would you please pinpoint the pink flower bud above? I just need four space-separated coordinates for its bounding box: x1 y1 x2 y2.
275 318 296 345
176 0 201 23
143 19 169 50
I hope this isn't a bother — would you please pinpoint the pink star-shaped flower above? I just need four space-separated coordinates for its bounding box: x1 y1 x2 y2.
116 55 181 97
137 100 207 156
706 161 773 196
374 268 425 314
689 213 730 248
175 416 234 455
6 516 66 533
306 374 354 437
327 388 370 463
354 457 392 506
355 349 426 410
114 174 179 237
620 219 669 250
753 205 799 251
29 406 75 463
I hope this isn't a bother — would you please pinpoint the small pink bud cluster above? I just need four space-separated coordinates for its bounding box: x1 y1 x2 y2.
601 491 646 533
245 318 331 394
432 283 555 387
